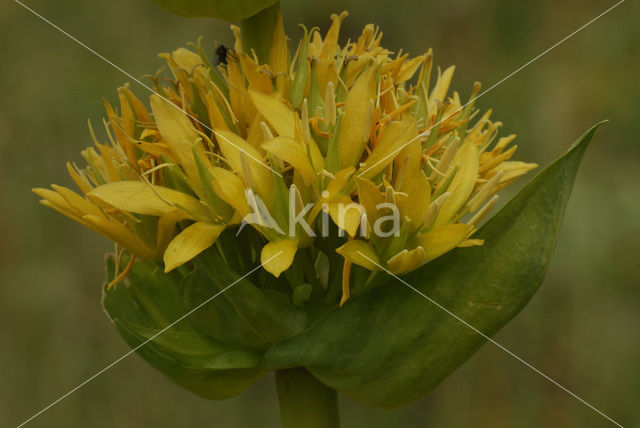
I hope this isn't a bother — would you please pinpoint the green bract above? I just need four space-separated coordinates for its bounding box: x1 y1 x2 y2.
103 123 604 406
149 0 278 20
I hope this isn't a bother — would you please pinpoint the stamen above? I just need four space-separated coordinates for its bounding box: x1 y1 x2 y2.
468 170 504 212
431 136 460 183
340 258 352 307
324 82 336 126
107 255 135 289
468 195 499 227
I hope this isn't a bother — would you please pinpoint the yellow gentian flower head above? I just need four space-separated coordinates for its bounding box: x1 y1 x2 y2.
34 11 536 305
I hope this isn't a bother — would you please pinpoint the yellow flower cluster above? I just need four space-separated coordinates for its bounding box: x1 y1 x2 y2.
34 11 536 304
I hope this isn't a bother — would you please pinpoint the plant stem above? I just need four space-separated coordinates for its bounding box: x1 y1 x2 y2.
239 1 280 64
275 368 340 428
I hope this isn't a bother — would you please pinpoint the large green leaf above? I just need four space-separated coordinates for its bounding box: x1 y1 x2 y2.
102 256 265 399
149 0 278 20
102 240 310 399
180 248 310 350
263 123 605 407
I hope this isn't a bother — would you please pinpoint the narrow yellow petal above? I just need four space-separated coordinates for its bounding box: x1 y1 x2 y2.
209 167 250 216
319 11 349 59
51 185 104 218
339 66 377 169
34 188 86 223
430 65 455 104
336 239 381 271
171 47 203 75
204 91 230 131
149 94 207 194
262 137 316 185
387 246 425 274
163 221 225 272
214 129 273 207
65 162 92 194
268 13 288 75
88 181 209 219
329 196 363 237
487 161 538 184
355 177 383 224
261 239 299 278
240 53 273 94
435 141 479 226
82 215 156 260
396 170 431 233
155 212 181 256
358 118 416 179
395 55 424 82
418 223 473 262
248 90 295 138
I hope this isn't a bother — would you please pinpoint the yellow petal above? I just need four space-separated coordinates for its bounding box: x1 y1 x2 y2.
430 65 455 104
308 167 356 225
163 221 225 272
329 196 364 237
51 185 104 218
268 13 288 75
149 94 208 194
204 91 230 131
102 98 136 168
358 118 416 179
155 212 181 256
88 181 209 219
226 51 246 128
261 239 299 278
240 53 273 94
34 187 86 223
209 167 250 216
336 240 381 271
355 177 383 224
319 11 349 59
418 223 473 262
214 129 273 207
387 246 425 274
487 161 538 184
262 137 316 185
248 90 295 138
65 162 92 194
324 167 356 198
82 215 156 260
395 55 424 82
339 66 377 169
396 170 431 233
171 47 203 75
435 141 479 226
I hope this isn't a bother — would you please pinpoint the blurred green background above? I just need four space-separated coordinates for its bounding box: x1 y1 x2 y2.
1 0 638 426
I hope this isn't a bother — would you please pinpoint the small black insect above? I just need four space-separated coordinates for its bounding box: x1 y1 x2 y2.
214 44 230 66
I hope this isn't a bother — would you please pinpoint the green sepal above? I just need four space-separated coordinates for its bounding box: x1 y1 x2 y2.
263 122 605 407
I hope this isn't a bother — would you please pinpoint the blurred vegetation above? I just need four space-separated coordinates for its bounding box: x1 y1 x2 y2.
1 0 638 426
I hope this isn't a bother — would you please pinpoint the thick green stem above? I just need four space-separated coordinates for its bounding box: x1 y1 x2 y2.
275 368 340 428
239 1 280 64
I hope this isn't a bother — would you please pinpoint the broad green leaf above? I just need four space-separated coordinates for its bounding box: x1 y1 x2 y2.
180 248 310 350
263 122 605 407
102 255 264 399
149 0 278 21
